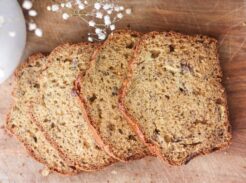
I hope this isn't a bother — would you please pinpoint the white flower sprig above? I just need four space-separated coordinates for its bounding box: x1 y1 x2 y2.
47 0 132 42
22 0 43 37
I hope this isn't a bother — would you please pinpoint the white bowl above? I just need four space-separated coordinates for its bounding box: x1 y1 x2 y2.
0 0 26 84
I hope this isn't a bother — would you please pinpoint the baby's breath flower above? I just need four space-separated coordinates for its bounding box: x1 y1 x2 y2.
107 10 113 14
51 4 59 12
117 13 123 19
78 4 85 10
95 28 102 34
114 6 120 12
60 3 65 8
125 8 132 15
103 3 111 10
35 28 43 37
104 15 110 20
28 10 37 17
28 22 37 31
88 36 93 42
21 1 42 37
45 0 133 41
22 0 32 10
98 32 106 40
76 0 82 4
62 13 70 20
96 12 103 19
94 2 101 10
119 6 124 11
110 24 115 31
47 6 51 11
65 2 72 8
88 20 96 27
104 17 111 26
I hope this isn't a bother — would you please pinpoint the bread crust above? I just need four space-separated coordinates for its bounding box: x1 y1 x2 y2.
75 29 150 162
119 31 232 165
5 53 79 175
30 42 116 172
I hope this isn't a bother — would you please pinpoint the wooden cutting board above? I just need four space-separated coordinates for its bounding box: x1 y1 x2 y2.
0 0 245 182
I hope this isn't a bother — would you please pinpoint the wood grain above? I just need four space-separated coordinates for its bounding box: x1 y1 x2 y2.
0 0 246 182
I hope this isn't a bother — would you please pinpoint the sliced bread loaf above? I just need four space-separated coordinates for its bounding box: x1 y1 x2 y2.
5 54 77 174
31 43 116 171
75 30 149 161
119 32 232 165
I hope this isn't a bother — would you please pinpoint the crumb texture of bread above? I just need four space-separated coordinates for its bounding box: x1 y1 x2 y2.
77 30 149 161
32 43 115 171
5 54 76 174
120 32 231 165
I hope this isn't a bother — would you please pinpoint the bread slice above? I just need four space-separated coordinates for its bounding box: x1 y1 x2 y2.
119 31 232 165
5 54 77 174
31 43 116 171
75 30 149 161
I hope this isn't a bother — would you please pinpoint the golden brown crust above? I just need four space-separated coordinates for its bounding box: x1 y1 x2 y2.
119 31 232 165
75 29 150 162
